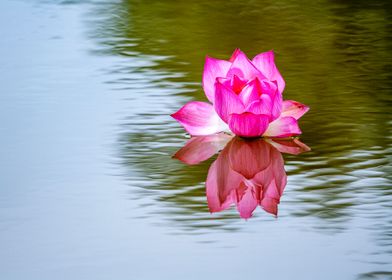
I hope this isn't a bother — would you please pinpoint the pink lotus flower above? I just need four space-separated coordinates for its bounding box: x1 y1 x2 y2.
171 49 309 138
174 134 310 218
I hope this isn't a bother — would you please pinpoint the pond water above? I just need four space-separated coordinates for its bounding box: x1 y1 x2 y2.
0 0 391 279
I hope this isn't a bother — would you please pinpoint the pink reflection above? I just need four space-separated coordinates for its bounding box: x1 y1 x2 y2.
174 135 310 219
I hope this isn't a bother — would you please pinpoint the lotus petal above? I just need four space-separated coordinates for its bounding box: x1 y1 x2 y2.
263 116 301 138
281 100 310 120
229 48 242 62
173 133 233 165
228 112 270 138
238 78 262 105
202 56 231 103
227 49 265 80
206 149 243 212
245 94 273 118
252 50 285 93
214 81 245 123
236 183 258 219
171 101 227 136
217 75 247 94
228 137 271 179
267 138 311 155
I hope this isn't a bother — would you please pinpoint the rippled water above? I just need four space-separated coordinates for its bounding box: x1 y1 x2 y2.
0 0 391 279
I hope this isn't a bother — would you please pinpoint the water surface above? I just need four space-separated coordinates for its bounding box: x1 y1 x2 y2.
0 0 391 279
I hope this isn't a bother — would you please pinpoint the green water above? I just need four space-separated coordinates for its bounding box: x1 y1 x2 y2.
0 0 391 279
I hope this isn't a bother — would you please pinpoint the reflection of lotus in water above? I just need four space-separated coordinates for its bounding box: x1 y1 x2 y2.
174 134 310 219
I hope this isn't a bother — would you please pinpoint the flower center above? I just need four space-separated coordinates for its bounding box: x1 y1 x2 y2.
230 75 247 94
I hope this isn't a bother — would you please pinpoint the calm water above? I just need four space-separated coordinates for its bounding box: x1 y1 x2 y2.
0 0 391 279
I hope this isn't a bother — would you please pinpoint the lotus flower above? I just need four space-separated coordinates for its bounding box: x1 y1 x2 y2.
171 49 309 138
174 134 310 218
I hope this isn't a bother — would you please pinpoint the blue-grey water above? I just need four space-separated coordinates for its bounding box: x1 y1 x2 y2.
0 0 391 279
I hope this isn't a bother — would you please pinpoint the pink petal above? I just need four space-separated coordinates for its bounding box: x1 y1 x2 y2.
236 183 258 219
270 150 288 198
252 50 286 93
227 137 271 179
217 75 247 94
258 80 282 120
227 49 265 80
264 173 286 200
260 79 278 97
245 95 273 118
263 116 301 138
231 75 248 94
206 148 243 213
281 100 310 120
171 101 227 136
251 142 282 191
214 81 245 123
261 177 286 215
271 90 283 121
238 78 262 105
252 169 273 193
260 197 279 216
258 148 287 215
173 133 233 165
229 48 242 62
202 56 231 103
228 112 270 137
267 138 311 155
